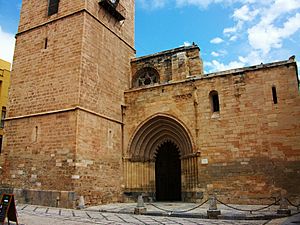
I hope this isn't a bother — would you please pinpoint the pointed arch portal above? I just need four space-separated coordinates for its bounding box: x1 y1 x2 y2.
129 115 193 162
127 115 195 201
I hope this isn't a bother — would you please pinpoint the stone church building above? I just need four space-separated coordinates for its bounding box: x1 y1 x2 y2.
0 0 299 208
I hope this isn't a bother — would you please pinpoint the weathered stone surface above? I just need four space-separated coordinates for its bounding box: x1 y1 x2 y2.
0 0 299 208
124 50 300 204
0 0 135 208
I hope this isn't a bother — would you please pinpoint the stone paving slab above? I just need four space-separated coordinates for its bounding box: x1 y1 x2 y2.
87 202 298 220
8 203 300 225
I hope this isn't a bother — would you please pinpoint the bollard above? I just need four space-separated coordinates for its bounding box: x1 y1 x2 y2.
56 196 60 207
207 195 221 219
78 196 85 210
134 194 147 214
277 197 291 215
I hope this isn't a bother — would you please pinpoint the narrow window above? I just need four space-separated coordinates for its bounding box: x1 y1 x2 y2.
210 91 220 113
0 135 2 154
0 81 2 99
48 0 59 16
0 107 6 128
44 38 48 49
35 126 39 142
272 86 278 104
108 129 113 148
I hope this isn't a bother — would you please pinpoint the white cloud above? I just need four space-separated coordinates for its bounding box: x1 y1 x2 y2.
211 51 220 57
248 13 300 54
175 0 270 9
261 0 300 25
229 35 237 41
205 50 270 73
210 37 224 44
205 59 245 72
223 21 244 36
224 27 237 34
176 0 213 8
183 41 192 46
175 0 248 9
211 50 227 57
138 0 167 9
233 5 259 21
0 26 15 63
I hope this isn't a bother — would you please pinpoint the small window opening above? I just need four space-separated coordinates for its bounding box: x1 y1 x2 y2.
35 126 38 142
48 0 59 16
108 129 113 148
44 38 48 49
0 135 2 154
0 107 6 128
272 86 278 104
210 91 220 113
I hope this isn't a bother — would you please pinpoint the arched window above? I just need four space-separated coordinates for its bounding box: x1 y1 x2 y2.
133 67 159 87
209 91 220 113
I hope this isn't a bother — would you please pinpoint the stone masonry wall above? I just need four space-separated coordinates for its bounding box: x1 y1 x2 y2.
18 0 85 33
1 0 135 208
86 0 135 47
74 110 124 205
131 46 203 87
124 61 300 204
1 7 84 207
1 111 77 207
79 12 134 120
73 0 135 204
9 13 83 117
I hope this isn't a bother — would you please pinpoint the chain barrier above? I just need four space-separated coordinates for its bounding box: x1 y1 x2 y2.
287 199 300 209
216 198 280 214
147 197 297 215
148 199 209 214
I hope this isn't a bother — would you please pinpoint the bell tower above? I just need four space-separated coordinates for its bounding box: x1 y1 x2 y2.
0 0 135 207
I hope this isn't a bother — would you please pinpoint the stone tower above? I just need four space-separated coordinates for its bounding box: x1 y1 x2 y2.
0 0 135 207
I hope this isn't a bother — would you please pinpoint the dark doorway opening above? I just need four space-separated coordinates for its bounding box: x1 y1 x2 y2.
155 141 181 201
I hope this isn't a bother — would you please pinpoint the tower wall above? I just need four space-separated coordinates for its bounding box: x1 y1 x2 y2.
1 0 135 207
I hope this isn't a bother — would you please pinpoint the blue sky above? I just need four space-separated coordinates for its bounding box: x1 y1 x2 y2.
0 0 300 74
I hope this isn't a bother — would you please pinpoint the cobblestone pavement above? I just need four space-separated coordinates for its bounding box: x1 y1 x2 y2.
14 204 269 225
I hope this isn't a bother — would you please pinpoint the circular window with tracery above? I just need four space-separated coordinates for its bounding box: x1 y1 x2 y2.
134 67 159 87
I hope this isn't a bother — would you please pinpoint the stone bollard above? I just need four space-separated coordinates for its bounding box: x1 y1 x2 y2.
134 194 147 215
207 195 221 219
277 197 291 215
78 196 85 210
56 196 60 207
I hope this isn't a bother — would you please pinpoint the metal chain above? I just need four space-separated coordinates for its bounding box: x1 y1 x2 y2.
148 199 209 214
216 198 280 213
287 199 300 208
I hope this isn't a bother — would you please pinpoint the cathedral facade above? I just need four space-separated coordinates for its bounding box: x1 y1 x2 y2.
0 0 299 208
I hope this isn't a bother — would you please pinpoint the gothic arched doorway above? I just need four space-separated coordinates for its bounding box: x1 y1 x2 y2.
155 141 181 201
127 115 195 202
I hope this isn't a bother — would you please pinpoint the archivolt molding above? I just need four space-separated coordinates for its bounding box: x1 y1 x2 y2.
128 114 194 162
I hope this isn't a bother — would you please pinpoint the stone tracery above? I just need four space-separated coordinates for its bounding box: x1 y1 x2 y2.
133 67 159 87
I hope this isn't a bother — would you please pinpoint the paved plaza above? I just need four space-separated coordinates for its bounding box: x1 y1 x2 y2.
9 202 299 225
